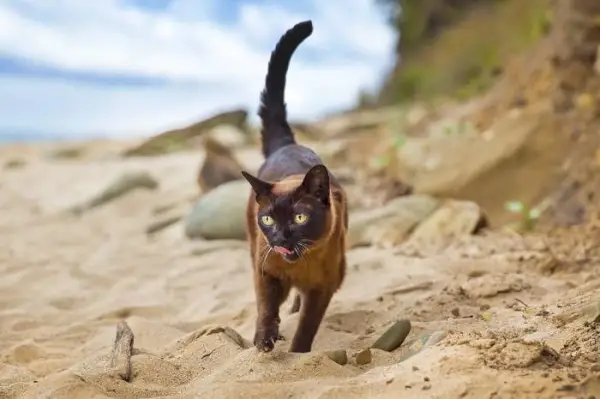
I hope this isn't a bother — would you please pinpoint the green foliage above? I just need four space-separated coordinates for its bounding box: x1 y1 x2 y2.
504 200 542 231
377 0 551 104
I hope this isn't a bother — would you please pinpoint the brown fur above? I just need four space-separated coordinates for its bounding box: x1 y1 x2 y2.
245 175 348 353
240 19 347 353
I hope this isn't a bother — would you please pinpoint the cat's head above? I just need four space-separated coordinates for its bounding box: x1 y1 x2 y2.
242 164 331 263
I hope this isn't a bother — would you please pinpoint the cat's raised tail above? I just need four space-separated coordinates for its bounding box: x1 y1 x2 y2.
258 20 313 159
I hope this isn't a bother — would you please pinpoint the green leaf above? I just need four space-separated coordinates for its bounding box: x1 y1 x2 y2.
505 200 525 213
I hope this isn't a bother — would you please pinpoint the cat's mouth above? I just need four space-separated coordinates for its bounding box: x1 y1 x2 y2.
273 246 301 262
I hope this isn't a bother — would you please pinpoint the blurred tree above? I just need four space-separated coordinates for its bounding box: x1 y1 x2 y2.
375 0 552 104
376 0 500 56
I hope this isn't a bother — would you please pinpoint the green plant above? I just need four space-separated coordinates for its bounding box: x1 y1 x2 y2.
504 200 542 231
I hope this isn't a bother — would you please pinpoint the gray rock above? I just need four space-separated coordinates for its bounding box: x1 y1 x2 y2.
145 215 182 235
70 171 159 215
406 199 487 248
47 146 85 160
371 319 412 352
123 109 248 157
354 348 372 365
3 158 26 170
203 124 248 148
324 350 348 365
348 195 440 248
184 180 249 240
399 330 447 362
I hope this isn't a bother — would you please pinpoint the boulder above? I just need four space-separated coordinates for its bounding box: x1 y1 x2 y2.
69 171 159 215
123 109 248 157
196 135 244 194
348 195 440 248
184 180 250 240
406 199 488 248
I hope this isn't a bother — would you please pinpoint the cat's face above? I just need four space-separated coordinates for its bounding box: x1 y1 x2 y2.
242 165 331 263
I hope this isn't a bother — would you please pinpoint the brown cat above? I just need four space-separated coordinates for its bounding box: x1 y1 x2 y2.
240 20 348 354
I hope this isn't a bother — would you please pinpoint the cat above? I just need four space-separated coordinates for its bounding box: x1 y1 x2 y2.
240 20 348 353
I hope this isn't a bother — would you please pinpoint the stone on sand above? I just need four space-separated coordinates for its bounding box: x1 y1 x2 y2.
399 330 448 362
324 350 348 365
4 158 26 170
123 109 249 157
69 171 159 215
184 179 249 240
203 124 248 148
354 348 373 365
196 135 244 194
110 321 134 382
406 199 488 248
146 215 183 235
371 319 412 352
348 195 440 248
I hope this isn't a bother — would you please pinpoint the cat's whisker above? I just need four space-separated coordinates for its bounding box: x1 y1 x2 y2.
262 247 273 275
257 246 272 276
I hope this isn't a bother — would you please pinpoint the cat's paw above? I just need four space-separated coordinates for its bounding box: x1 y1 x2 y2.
253 329 280 352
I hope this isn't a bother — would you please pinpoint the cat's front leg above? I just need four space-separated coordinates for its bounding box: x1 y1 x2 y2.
289 288 332 353
253 272 290 352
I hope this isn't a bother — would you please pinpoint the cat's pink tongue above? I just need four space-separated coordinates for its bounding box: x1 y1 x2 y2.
273 246 293 255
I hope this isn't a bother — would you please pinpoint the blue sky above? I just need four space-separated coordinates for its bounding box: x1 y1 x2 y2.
0 0 395 140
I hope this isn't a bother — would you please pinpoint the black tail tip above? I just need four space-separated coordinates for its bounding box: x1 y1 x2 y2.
293 20 313 36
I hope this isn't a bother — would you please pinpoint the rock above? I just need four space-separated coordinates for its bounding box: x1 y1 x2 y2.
406 200 488 248
557 298 600 325
289 122 324 141
184 180 249 240
584 301 600 323
152 203 178 216
354 348 372 365
393 109 539 195
123 109 248 157
47 146 85 160
69 171 159 215
3 158 26 170
197 135 244 194
348 195 440 248
399 330 447 362
371 319 412 352
203 124 248 148
145 215 182 235
314 106 403 138
460 274 529 299
325 350 348 365
110 321 134 382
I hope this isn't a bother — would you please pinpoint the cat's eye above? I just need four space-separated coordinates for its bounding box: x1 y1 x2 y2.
260 215 275 226
294 213 309 224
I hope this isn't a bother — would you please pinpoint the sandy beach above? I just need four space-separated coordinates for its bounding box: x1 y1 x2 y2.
1 133 600 399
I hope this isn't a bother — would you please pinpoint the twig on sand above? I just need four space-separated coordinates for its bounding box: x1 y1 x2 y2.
515 298 530 308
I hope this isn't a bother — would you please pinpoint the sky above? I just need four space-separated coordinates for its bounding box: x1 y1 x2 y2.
0 0 396 140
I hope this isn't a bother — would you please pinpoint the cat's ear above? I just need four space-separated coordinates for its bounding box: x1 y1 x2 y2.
299 164 330 205
241 171 273 199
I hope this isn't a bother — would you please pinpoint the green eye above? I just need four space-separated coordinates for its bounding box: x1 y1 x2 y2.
260 215 274 226
294 213 309 224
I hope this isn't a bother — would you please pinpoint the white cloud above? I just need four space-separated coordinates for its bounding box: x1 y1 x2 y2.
0 0 395 138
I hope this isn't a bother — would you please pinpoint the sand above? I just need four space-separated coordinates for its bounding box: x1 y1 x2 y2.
2 141 600 399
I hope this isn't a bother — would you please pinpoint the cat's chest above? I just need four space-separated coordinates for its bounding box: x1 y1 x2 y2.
265 253 339 291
